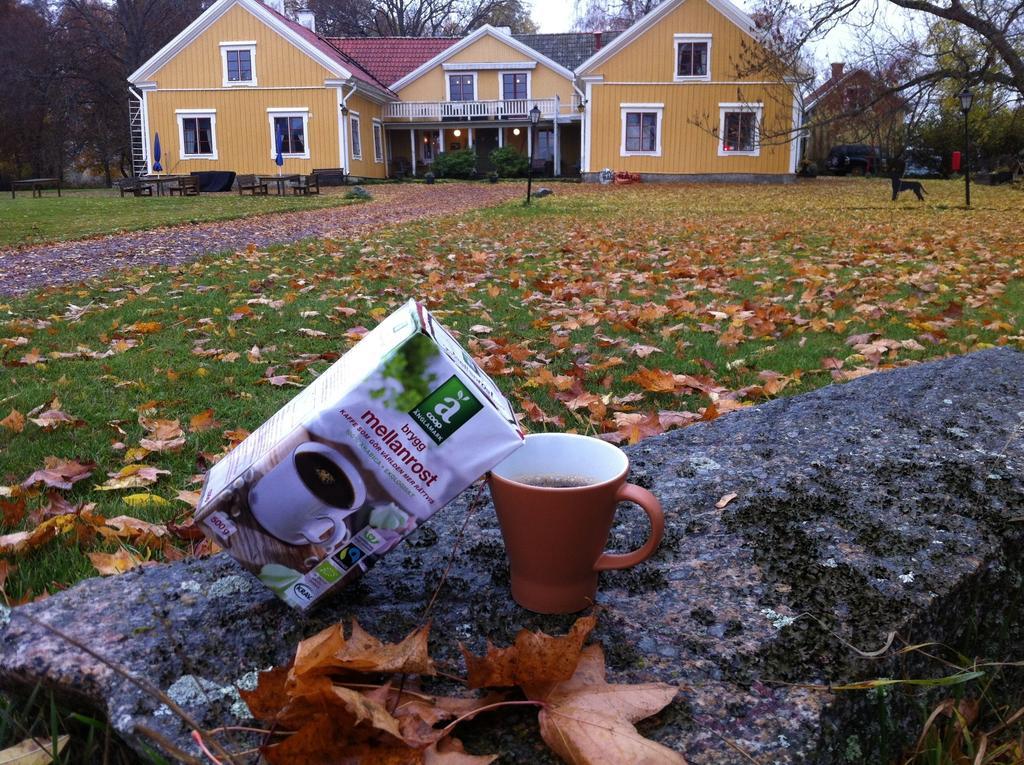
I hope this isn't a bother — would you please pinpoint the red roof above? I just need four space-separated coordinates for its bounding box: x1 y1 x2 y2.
264 6 394 93
329 37 459 87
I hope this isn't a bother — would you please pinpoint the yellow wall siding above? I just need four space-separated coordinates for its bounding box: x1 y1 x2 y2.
587 83 794 174
394 34 574 112
345 94 387 179
583 0 796 175
590 0 759 84
151 4 333 89
147 87 341 175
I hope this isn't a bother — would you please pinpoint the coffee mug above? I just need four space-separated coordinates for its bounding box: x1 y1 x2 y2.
249 442 366 549
488 433 664 614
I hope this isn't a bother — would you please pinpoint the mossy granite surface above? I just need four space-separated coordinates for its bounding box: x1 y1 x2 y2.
3 349 1024 763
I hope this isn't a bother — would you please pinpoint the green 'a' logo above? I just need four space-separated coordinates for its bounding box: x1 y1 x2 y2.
409 375 482 444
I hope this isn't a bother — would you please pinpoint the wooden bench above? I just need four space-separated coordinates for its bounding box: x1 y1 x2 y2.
289 173 320 196
11 177 61 199
169 176 200 196
117 178 154 197
237 174 268 196
312 167 348 186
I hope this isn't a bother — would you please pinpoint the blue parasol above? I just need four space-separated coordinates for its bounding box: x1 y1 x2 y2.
275 126 284 176
152 132 163 175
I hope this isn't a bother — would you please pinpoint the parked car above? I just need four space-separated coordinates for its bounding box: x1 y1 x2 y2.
826 144 885 176
903 149 944 178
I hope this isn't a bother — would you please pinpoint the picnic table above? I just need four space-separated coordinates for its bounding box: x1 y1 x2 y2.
140 175 191 197
258 174 301 195
10 178 61 199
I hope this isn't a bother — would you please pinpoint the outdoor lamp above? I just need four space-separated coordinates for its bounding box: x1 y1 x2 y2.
453 129 462 137
512 128 521 136
959 88 974 112
340 104 349 115
959 87 974 207
526 105 541 205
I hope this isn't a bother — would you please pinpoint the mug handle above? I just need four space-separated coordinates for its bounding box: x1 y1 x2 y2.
304 513 349 550
593 483 664 572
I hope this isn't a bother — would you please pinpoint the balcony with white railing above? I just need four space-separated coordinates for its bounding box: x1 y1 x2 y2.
383 97 564 123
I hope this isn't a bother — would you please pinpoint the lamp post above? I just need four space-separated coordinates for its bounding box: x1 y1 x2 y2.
525 104 541 205
959 87 974 208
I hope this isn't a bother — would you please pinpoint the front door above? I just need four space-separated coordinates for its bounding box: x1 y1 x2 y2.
474 128 499 172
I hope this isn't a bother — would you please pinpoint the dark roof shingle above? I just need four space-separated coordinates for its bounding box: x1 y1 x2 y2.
513 31 622 70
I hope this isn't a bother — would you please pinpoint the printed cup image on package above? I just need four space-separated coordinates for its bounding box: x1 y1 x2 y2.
248 442 366 550
195 300 524 609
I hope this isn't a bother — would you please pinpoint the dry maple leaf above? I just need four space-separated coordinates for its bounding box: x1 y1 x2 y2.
20 458 95 490
188 409 222 432
95 464 170 491
291 620 435 682
138 417 186 452
0 496 26 527
0 409 25 433
462 614 596 689
529 644 685 765
88 548 147 575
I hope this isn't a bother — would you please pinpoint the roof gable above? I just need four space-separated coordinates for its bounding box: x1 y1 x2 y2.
389 24 575 92
128 0 389 95
576 0 757 75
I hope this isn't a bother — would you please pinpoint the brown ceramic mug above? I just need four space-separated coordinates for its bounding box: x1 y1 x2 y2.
488 433 664 614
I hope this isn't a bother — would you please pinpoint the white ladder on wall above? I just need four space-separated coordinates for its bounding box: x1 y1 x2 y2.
128 88 148 177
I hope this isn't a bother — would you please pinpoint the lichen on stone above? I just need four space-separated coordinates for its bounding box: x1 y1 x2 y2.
207 574 254 598
761 608 797 630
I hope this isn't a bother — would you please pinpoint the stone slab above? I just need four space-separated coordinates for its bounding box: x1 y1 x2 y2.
2 349 1024 763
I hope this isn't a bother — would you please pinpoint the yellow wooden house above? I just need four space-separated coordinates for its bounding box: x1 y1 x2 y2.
127 0 798 183
576 0 800 181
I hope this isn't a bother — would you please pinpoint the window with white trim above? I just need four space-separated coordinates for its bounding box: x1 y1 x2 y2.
372 121 384 163
620 104 663 156
350 112 362 160
448 74 475 102
501 72 529 100
176 110 217 160
718 103 762 156
267 109 309 159
674 35 710 81
220 42 256 87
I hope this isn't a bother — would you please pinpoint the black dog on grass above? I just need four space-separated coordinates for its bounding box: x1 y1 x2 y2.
891 176 927 201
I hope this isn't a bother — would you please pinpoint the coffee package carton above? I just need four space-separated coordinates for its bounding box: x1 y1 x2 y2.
195 300 524 609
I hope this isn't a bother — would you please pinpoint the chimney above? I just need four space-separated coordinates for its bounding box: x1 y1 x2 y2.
830 62 844 81
594 31 603 50
296 7 315 32
264 0 285 14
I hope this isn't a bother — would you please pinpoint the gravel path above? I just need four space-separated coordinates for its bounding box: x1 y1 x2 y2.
0 183 527 297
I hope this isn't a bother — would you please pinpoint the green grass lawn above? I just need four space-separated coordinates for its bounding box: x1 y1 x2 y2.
0 187 362 248
1 177 1022 604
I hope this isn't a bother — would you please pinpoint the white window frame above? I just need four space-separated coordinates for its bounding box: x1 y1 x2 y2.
673 34 711 82
372 119 384 163
446 72 478 102
498 70 531 101
175 109 218 160
619 103 663 157
718 102 763 157
220 41 257 87
267 108 310 160
350 111 362 160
